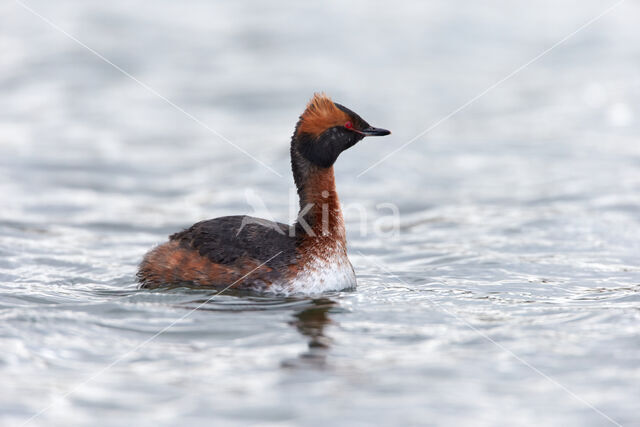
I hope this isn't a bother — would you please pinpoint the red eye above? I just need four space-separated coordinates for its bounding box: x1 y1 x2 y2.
344 121 353 129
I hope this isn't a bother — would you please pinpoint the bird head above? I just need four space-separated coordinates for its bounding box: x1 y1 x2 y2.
292 93 390 168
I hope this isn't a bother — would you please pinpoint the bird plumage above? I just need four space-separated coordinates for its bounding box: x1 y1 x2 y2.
137 93 390 294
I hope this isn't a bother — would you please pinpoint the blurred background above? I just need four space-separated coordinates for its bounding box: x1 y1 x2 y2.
1 1 638 426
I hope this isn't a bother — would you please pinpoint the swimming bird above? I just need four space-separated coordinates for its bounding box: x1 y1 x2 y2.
137 93 390 294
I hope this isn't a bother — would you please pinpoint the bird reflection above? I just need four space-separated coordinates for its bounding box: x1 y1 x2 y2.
283 297 336 368
169 290 337 368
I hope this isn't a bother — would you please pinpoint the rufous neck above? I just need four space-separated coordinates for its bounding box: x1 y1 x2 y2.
294 165 345 240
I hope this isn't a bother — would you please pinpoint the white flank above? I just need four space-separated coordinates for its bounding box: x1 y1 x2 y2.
266 240 356 295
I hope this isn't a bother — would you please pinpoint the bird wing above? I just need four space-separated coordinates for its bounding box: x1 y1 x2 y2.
169 215 297 269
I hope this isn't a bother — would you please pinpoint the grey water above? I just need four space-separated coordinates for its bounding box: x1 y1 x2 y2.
1 1 639 426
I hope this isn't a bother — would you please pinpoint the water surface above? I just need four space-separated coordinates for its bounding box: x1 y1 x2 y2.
1 1 639 426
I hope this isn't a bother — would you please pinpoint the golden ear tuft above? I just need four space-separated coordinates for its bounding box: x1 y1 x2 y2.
298 92 350 136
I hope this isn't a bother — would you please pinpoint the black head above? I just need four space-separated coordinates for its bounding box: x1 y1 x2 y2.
292 93 390 168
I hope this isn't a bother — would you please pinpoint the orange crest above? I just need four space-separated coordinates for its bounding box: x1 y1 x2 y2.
298 93 350 136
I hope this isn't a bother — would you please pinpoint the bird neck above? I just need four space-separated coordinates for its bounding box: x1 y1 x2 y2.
291 146 345 241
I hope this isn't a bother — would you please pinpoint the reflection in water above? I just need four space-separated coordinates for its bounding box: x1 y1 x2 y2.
284 298 336 368
168 292 337 368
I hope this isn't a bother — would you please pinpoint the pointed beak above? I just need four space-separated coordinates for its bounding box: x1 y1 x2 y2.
360 126 391 137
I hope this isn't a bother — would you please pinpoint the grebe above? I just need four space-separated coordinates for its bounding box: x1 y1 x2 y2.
137 93 390 294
